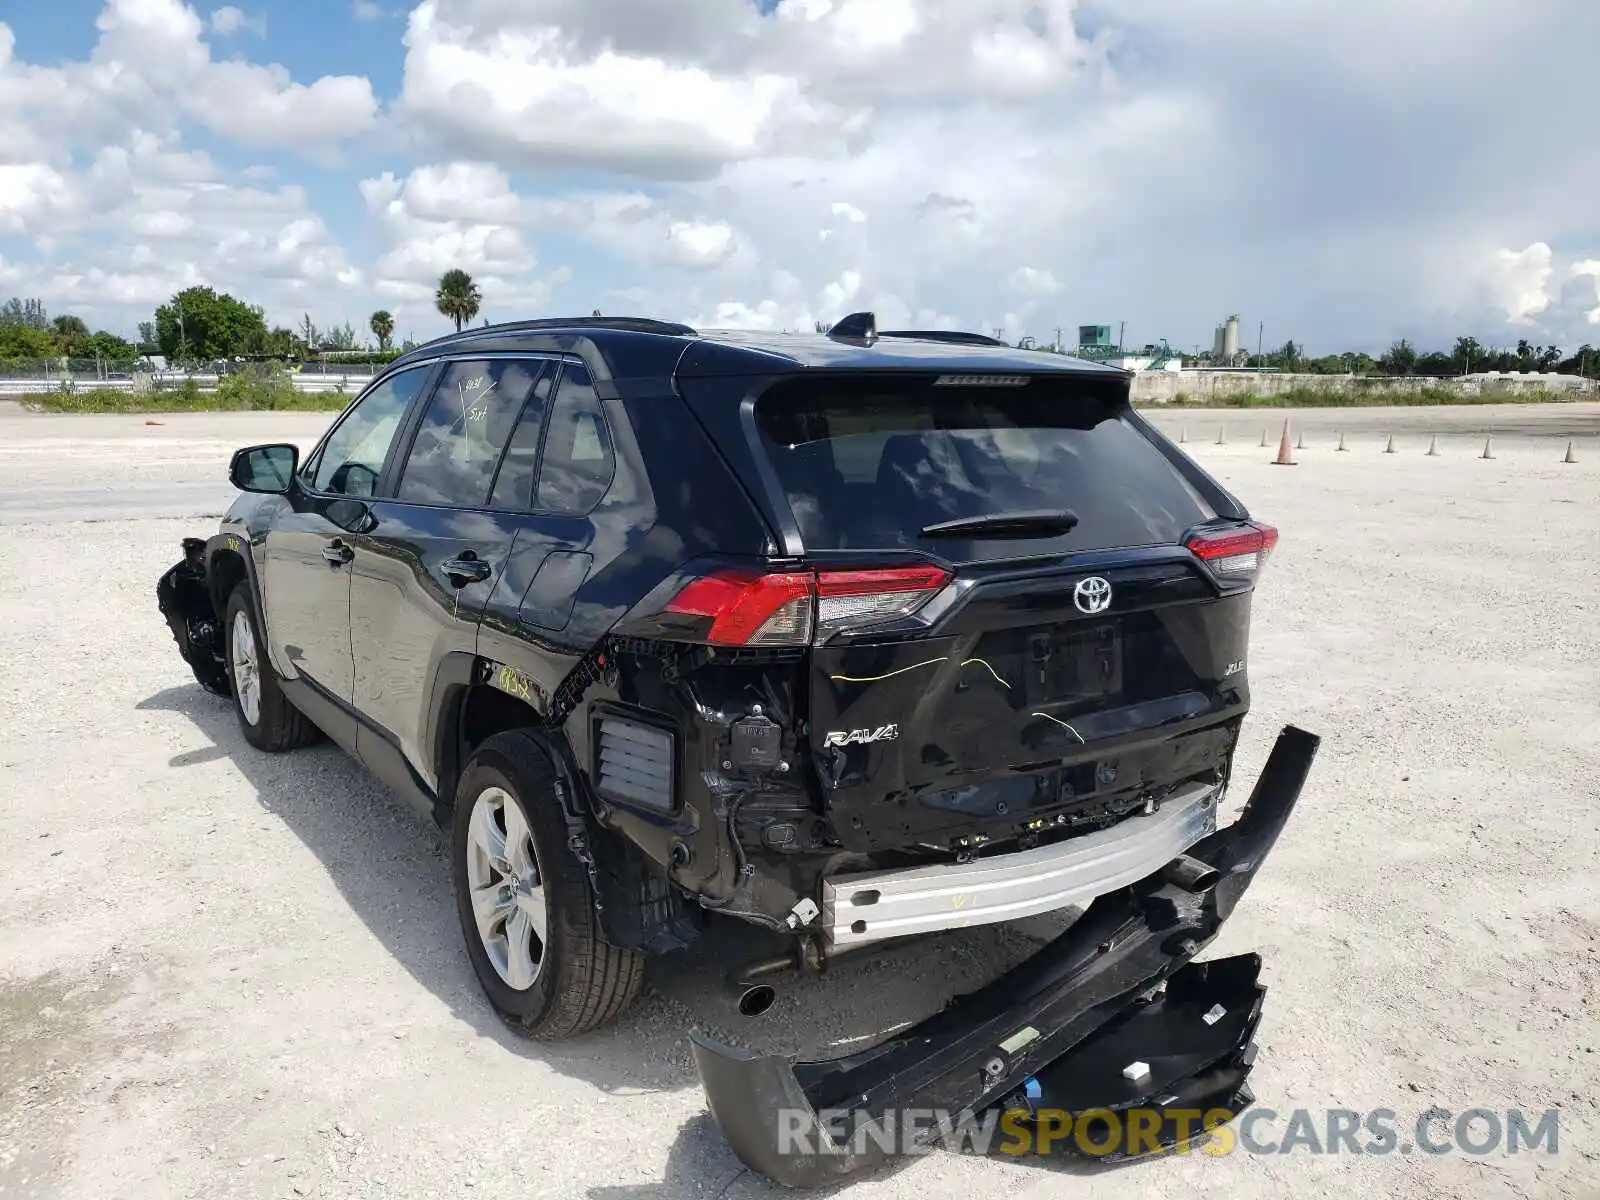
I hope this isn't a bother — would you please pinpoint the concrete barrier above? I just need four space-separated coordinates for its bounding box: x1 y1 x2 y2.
1131 369 1595 405
0 374 368 398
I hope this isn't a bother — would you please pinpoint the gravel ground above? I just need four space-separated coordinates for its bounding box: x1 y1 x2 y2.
1 406 1597 1199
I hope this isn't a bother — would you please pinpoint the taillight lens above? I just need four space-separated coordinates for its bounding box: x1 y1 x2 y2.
1185 522 1279 580
665 565 951 645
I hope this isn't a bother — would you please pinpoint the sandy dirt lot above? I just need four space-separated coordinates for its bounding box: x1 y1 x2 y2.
1 404 1597 1199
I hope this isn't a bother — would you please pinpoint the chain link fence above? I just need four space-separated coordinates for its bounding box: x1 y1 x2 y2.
0 357 385 397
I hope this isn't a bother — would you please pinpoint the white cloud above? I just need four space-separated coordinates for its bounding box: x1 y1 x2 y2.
1484 244 1554 325
1571 261 1600 326
401 161 523 223
397 1 856 177
352 0 383 18
0 0 376 157
0 164 81 234
209 6 265 36
1008 266 1062 297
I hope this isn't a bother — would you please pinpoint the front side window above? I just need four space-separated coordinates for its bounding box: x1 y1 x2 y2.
534 365 615 515
312 366 430 497
396 359 548 508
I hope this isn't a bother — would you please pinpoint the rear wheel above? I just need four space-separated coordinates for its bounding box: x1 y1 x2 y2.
223 585 320 752
452 730 645 1039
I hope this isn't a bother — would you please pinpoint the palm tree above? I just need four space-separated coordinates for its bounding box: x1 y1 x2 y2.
369 310 395 351
435 270 482 332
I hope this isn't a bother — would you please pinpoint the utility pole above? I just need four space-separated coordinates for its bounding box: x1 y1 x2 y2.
1257 321 1263 366
1054 326 1063 352
1118 320 1126 351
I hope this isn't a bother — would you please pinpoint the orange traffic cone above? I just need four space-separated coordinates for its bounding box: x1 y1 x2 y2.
1272 419 1297 466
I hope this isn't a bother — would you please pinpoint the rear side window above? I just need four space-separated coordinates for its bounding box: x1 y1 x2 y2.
535 365 615 515
396 359 546 507
753 376 1212 555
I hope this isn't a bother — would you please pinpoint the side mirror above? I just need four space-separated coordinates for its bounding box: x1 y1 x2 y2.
229 443 299 494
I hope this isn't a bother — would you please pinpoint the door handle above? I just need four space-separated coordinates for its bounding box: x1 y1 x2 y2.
321 540 354 566
442 555 492 586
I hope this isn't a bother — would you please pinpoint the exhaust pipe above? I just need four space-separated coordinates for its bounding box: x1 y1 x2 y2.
736 984 777 1017
1163 852 1222 893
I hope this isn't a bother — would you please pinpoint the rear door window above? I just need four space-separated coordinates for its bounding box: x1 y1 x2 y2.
753 375 1212 555
395 359 548 508
534 364 615 515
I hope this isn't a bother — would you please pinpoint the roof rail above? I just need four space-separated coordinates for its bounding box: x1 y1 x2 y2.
411 315 698 353
879 329 1008 348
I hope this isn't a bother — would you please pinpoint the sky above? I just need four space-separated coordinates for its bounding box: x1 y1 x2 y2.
2 0 1598 354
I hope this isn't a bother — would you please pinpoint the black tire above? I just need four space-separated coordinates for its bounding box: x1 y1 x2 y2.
223 584 320 753
452 730 645 1039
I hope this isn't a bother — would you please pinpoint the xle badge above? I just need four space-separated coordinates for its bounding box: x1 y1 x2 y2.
822 725 899 748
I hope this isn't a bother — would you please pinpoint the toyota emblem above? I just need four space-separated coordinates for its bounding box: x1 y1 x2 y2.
1073 576 1112 614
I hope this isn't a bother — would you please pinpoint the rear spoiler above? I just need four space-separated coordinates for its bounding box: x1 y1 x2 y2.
691 725 1320 1187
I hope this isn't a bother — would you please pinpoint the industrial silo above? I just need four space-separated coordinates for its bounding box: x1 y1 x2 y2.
1212 315 1241 363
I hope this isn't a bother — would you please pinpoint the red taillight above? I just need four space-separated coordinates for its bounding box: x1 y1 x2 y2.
665 565 952 645
1184 522 1278 580
664 570 814 645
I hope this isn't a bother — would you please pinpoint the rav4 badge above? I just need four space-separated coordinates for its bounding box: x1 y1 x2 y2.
823 725 900 748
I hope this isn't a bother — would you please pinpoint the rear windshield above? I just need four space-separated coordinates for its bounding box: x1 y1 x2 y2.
753 375 1213 555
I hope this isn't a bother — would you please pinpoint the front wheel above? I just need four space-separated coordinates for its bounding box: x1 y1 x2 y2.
452 730 644 1039
223 585 320 752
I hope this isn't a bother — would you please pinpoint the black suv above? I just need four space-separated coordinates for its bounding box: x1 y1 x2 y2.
158 314 1308 1164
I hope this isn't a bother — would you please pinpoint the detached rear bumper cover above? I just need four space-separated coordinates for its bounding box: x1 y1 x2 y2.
692 725 1319 1188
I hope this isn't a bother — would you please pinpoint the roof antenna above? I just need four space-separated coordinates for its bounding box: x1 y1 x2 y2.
827 311 877 345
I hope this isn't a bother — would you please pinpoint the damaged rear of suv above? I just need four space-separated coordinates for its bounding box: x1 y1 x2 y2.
157 313 1316 1186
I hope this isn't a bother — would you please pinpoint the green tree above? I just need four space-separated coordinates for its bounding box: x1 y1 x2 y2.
369 309 395 351
323 321 357 352
435 269 481 332
51 314 90 353
298 313 320 352
1452 336 1482 375
0 297 49 329
0 323 57 361
1380 339 1417 376
78 330 138 361
154 287 268 361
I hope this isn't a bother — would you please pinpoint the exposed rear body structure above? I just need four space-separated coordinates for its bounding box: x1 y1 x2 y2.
157 313 1316 1184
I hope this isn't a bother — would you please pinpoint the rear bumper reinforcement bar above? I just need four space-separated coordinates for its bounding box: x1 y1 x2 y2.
691 724 1319 1188
821 781 1218 948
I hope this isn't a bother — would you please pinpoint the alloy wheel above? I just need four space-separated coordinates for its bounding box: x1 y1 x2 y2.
464 786 548 990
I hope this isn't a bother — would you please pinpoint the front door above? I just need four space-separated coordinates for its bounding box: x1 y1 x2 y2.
350 356 556 802
260 365 433 729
